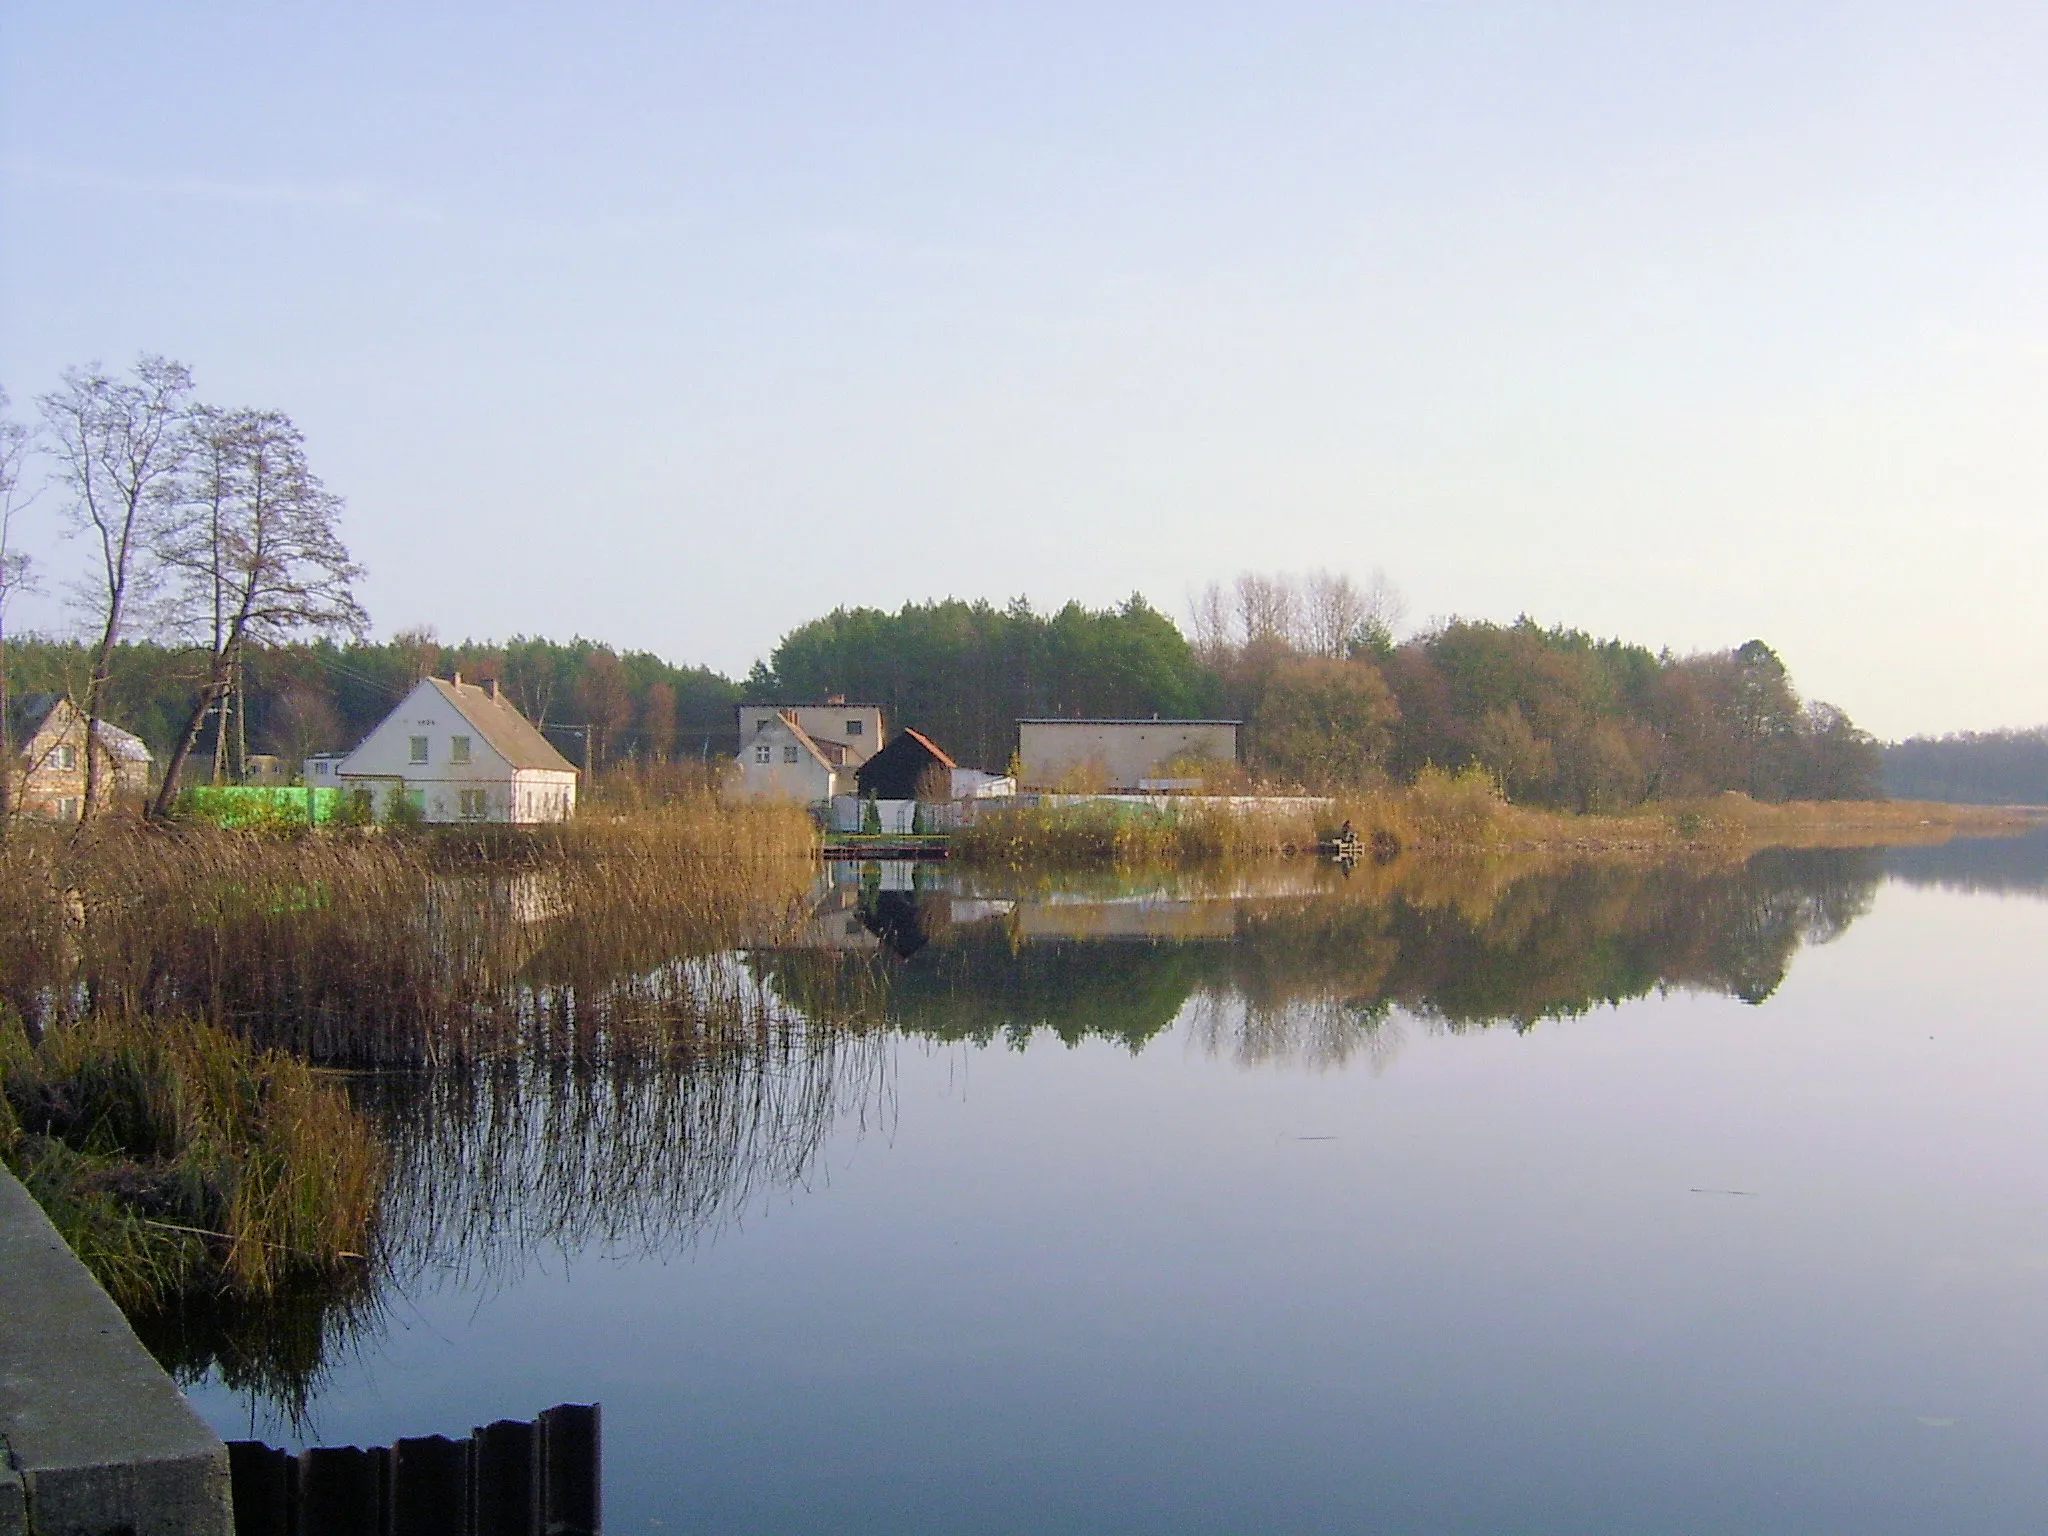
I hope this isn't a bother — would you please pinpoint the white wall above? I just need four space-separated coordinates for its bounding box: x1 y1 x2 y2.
338 679 577 822
732 717 838 801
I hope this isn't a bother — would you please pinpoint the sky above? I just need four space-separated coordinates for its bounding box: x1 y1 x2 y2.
2 2 2044 739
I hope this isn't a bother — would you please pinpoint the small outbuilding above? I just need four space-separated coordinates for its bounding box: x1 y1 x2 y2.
854 728 957 801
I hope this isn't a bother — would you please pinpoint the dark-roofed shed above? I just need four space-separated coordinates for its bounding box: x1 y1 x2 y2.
854 728 957 800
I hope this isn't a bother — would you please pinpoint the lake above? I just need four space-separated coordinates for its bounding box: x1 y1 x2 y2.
185 832 2048 1533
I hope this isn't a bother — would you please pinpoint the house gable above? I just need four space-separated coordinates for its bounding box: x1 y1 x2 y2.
340 679 515 780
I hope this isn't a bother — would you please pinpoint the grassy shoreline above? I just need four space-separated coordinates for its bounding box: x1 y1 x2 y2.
951 772 2036 868
0 1011 381 1311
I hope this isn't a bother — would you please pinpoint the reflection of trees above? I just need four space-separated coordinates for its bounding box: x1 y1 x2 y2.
1883 828 2048 899
759 851 1885 1065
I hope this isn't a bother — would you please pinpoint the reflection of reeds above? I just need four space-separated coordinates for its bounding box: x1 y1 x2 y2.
363 1022 892 1293
0 803 818 1064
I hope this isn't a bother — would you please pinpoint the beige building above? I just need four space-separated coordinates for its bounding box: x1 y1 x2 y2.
5 694 154 820
1017 718 1239 791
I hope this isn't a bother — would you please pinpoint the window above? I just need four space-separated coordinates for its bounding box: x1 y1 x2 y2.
783 744 799 763
58 797 80 821
755 744 772 764
409 736 429 764
846 719 863 737
458 789 488 820
312 761 329 777
57 745 77 771
450 735 471 765
756 719 772 733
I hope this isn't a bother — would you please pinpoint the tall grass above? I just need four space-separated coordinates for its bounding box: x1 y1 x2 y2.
951 770 2031 870
0 1009 382 1308
0 793 820 1064
953 768 1513 867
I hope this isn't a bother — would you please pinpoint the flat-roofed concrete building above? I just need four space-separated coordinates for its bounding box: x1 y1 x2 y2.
1017 718 1239 792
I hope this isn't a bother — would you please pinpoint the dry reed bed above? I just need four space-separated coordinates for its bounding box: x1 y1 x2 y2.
952 769 2032 869
0 796 821 1065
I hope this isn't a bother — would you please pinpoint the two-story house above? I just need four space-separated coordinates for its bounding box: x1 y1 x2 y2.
336 675 579 823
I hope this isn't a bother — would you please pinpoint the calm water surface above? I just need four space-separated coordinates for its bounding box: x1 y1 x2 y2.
188 835 2048 1533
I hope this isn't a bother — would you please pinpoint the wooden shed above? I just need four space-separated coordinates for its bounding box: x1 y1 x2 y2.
854 728 957 801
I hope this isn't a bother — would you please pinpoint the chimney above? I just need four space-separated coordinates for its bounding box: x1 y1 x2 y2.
486 678 500 701
452 671 463 687
826 694 845 706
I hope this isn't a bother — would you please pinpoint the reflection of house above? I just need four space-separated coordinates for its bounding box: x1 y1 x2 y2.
6 694 153 820
1017 719 1239 791
337 675 578 823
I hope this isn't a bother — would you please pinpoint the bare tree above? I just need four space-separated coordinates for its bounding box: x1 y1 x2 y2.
1302 567 1406 657
502 637 559 727
150 406 366 816
1234 572 1299 651
0 388 39 828
1188 580 1235 665
262 681 347 767
1300 570 1363 658
574 648 633 770
392 625 442 684
40 357 194 820
639 681 677 763
1195 567 1408 665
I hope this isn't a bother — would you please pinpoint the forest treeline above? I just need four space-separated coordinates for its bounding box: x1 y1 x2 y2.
11 572 1886 807
1884 728 2048 806
4 632 740 772
754 574 1883 807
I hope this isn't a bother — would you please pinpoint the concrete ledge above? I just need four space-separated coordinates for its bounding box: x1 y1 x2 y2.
0 1170 230 1535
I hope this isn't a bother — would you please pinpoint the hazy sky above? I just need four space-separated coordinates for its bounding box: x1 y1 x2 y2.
4 3 2044 737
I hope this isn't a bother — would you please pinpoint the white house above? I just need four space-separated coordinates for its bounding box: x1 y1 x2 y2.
337 675 578 823
732 711 855 802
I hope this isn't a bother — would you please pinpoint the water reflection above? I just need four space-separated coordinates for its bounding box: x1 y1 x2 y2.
193 841 1990 1429
1884 824 2048 897
758 849 1885 1061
